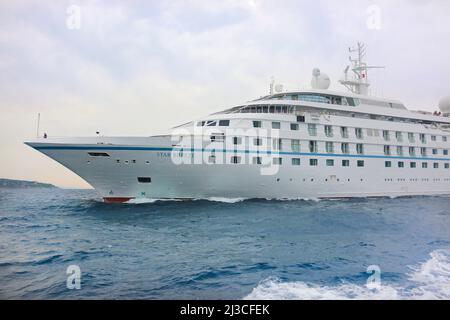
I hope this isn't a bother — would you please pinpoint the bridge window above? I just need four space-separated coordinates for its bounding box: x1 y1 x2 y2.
297 115 305 122
137 177 151 183
218 120 230 126
253 121 262 128
272 122 281 129
290 123 299 131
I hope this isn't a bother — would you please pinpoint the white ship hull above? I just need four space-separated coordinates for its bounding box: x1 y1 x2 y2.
26 131 450 203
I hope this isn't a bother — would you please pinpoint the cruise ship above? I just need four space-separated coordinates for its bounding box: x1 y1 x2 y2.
26 43 450 202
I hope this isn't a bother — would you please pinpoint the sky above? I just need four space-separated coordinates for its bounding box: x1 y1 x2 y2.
1 0 449 188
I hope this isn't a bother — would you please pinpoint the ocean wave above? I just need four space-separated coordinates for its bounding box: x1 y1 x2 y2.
244 250 450 300
126 198 183 204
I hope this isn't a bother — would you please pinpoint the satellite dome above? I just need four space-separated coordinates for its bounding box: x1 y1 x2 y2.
311 68 330 90
439 96 450 114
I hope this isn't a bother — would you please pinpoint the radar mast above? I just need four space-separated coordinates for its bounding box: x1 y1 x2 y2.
339 42 384 95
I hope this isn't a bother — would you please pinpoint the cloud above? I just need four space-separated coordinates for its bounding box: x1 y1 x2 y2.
0 0 449 187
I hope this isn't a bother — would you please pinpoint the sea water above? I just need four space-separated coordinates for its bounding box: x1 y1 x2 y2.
0 188 449 299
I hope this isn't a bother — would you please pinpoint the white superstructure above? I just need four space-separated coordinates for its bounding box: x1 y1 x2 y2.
26 43 450 202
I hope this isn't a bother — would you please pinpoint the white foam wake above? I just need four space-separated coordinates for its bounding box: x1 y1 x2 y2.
202 197 247 203
244 250 450 300
126 198 182 204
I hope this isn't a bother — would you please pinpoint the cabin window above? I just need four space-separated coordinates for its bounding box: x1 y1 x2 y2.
252 157 262 165
88 152 110 157
346 97 356 106
408 132 415 143
325 142 334 153
385 161 392 168
253 121 262 128
206 120 216 126
409 147 416 157
308 124 317 136
356 143 364 155
254 138 263 146
410 162 417 168
431 135 437 141
445 163 450 169
297 115 305 122
272 122 281 129
273 138 282 150
382 130 390 141
398 161 405 168
310 159 318 166
444 150 449 155
309 141 318 153
291 139 300 152
273 157 282 165
290 123 299 131
231 156 241 164
443 136 448 142
341 143 349 154
340 127 349 138
292 158 301 166
397 146 404 156
355 128 363 139
432 149 438 155
342 159 350 167
396 131 403 142
422 162 428 168
324 125 333 137
357 160 364 167
233 137 242 145
384 145 391 156
218 120 230 126
326 159 334 166
433 163 439 169
137 177 151 183
421 147 427 157
420 133 426 143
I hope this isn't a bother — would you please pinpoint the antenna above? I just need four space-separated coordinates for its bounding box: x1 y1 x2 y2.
269 76 275 95
36 113 40 138
339 42 384 95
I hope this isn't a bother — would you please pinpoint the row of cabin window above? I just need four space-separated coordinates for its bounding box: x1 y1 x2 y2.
385 161 450 169
251 121 449 143
230 156 364 167
230 156 450 169
230 138 449 156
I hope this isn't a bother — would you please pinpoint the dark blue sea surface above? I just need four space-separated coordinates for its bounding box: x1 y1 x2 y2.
0 188 449 299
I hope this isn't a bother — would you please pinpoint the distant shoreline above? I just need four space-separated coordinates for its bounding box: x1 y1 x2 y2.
0 178 57 189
